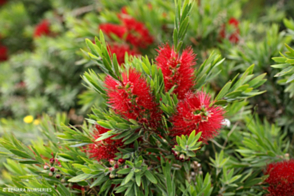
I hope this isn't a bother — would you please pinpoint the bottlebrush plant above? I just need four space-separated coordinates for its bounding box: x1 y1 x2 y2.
2 0 292 196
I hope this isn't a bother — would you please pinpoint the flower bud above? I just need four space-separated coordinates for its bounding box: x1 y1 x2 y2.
179 154 185 160
118 158 125 164
56 174 61 179
49 172 53 177
114 164 119 169
44 165 49 170
124 165 129 169
172 150 179 156
50 167 55 172
109 167 113 172
50 158 54 164
61 179 66 183
109 159 116 165
109 173 115 178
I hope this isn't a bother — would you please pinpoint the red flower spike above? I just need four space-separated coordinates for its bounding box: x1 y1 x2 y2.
155 44 196 99
219 17 240 44
105 69 161 130
34 20 51 38
99 23 127 39
264 160 294 196
0 45 8 62
107 44 140 65
122 17 153 48
228 18 239 27
88 125 124 162
170 91 224 143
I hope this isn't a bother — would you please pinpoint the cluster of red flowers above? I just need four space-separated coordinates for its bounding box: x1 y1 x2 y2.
34 20 51 38
88 44 224 161
155 44 224 142
88 125 124 161
105 69 162 129
264 160 294 196
98 9 153 65
120 17 153 48
220 17 240 44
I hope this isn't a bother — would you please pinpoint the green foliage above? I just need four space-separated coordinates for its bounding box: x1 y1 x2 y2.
272 44 294 97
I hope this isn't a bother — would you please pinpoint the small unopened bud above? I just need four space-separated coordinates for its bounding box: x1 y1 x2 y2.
61 179 66 183
108 167 113 172
114 164 119 169
50 167 55 172
44 165 49 170
197 163 201 167
56 174 61 179
285 153 289 158
199 171 203 175
49 172 53 177
124 165 129 169
109 159 116 166
179 154 185 160
172 150 179 156
50 158 54 164
118 158 125 164
109 173 115 178
68 183 72 187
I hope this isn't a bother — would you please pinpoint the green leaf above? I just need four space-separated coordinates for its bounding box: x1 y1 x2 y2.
145 170 157 184
215 81 232 101
123 169 134 184
68 174 95 182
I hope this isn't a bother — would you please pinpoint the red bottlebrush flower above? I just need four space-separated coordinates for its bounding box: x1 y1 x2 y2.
34 20 51 38
88 125 124 161
0 45 8 62
122 17 153 48
219 17 240 44
170 91 224 143
105 69 161 129
155 44 195 99
264 160 294 196
99 23 127 39
228 18 239 27
107 44 140 65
